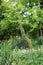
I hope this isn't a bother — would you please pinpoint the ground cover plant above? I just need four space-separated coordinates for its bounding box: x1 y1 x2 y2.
0 40 43 65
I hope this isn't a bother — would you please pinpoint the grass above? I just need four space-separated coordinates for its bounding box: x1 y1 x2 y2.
0 39 43 65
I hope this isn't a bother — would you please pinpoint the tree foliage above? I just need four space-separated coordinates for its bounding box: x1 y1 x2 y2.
0 0 43 40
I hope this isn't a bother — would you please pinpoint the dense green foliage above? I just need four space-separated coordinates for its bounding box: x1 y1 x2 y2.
0 41 43 65
0 0 43 65
0 0 43 40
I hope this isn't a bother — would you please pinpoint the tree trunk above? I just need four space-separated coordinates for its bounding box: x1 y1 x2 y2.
18 21 33 49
